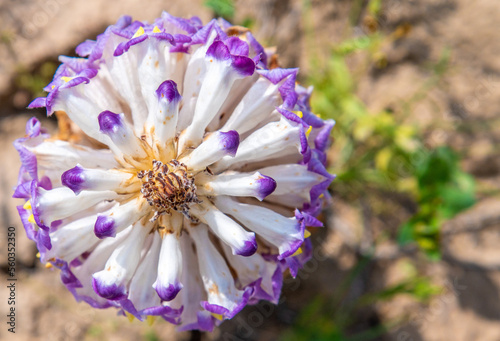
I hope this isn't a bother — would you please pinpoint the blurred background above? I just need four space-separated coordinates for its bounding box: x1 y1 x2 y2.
1 0 500 340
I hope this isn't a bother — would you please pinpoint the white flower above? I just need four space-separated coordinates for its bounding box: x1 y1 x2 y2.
13 12 335 331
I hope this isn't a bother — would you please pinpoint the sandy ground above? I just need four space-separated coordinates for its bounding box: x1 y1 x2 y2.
1 0 500 340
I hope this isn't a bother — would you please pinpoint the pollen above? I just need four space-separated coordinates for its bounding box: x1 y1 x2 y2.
138 159 200 221
23 200 32 210
132 26 145 38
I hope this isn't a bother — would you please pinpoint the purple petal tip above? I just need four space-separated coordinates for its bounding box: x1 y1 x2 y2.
61 165 86 193
231 55 255 77
236 238 258 257
98 110 122 134
219 130 239 156
92 276 127 301
156 80 181 103
256 175 277 200
206 41 231 61
94 216 116 239
155 282 183 301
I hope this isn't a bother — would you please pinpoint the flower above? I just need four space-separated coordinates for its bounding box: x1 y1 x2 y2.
13 12 335 331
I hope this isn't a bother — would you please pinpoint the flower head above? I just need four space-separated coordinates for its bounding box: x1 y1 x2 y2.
14 12 335 331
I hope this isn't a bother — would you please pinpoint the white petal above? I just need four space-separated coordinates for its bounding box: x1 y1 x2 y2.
195 171 276 200
205 74 258 132
170 232 213 331
94 197 150 239
136 40 177 116
35 186 121 226
42 213 106 263
258 164 326 201
179 131 239 172
61 164 139 194
27 140 119 182
213 196 303 259
153 232 183 301
71 225 133 308
220 243 278 300
213 116 302 172
190 201 257 256
221 77 282 135
92 221 151 300
178 53 246 152
188 223 248 319
102 34 149 133
176 31 218 132
52 81 122 147
128 232 162 311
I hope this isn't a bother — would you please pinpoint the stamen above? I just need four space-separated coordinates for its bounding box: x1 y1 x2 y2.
138 160 200 221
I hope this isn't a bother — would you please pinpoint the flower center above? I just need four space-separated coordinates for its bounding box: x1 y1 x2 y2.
138 159 200 221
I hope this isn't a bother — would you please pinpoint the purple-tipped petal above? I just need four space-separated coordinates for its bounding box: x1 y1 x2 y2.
25 117 42 136
141 304 183 317
179 131 240 172
75 39 96 57
206 40 231 61
219 130 239 156
98 110 146 157
315 119 335 152
256 175 277 200
225 36 249 56
155 282 183 301
61 165 86 194
92 277 128 301
98 110 123 134
13 181 32 199
156 80 181 103
235 239 258 257
94 215 116 239
258 68 298 85
27 97 47 109
231 55 255 77
113 34 148 56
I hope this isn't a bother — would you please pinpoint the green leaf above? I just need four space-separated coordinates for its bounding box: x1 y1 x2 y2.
204 0 234 20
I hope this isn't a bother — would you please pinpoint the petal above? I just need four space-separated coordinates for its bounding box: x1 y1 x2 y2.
220 243 280 303
153 232 183 301
42 213 108 263
92 221 151 300
178 41 254 152
127 232 162 311
213 115 303 172
258 163 327 202
220 80 282 135
50 71 125 145
26 140 119 183
94 197 149 239
179 130 239 172
71 225 133 308
145 80 181 152
98 110 147 159
172 232 214 332
100 33 149 133
187 223 250 319
213 196 304 260
62 164 139 194
195 171 276 200
32 183 120 228
190 201 257 257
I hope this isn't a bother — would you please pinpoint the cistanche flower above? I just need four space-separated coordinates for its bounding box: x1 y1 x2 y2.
13 12 335 331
